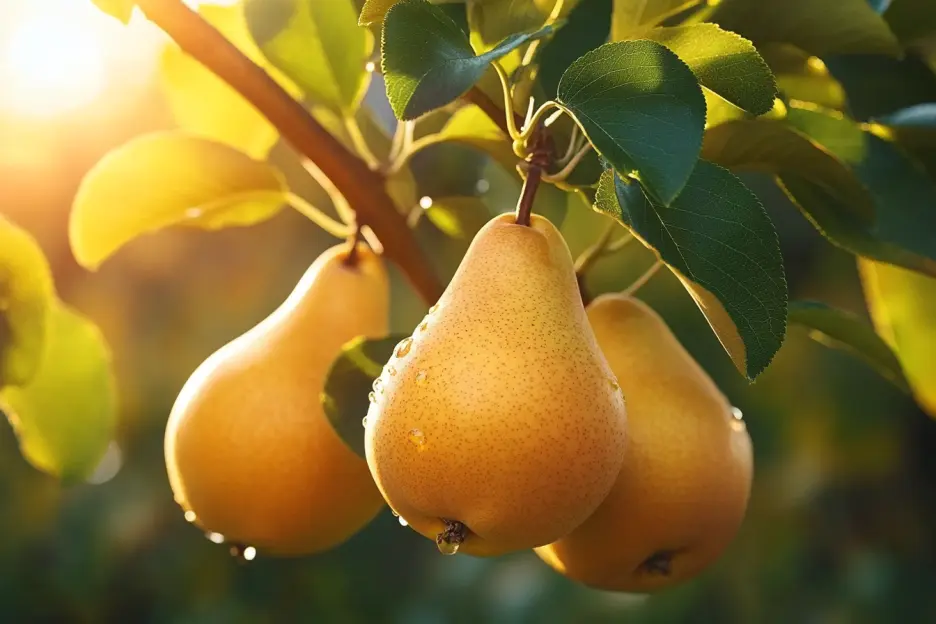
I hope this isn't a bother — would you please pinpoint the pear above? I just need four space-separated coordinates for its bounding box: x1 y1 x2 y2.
535 294 753 592
165 243 387 556
364 213 627 556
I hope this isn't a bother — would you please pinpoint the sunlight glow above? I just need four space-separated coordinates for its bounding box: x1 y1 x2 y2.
2 11 109 118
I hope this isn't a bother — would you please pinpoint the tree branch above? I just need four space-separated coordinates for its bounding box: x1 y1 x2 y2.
137 0 442 303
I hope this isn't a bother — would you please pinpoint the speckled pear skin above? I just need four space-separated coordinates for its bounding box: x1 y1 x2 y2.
535 294 753 592
364 213 628 557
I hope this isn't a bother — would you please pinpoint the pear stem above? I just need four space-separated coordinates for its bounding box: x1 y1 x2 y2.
514 127 552 227
343 225 363 268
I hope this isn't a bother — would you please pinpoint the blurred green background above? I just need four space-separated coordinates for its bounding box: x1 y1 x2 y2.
2 1 936 622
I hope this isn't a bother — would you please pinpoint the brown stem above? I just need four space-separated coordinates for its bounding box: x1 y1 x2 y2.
136 0 442 303
514 128 552 226
343 225 362 268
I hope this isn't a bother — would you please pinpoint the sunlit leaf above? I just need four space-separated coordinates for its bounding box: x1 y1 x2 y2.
708 0 901 57
383 0 554 120
91 0 134 23
0 217 54 387
245 0 372 114
860 260 936 417
468 0 573 51
759 44 847 111
788 301 909 392
594 163 787 379
557 40 706 205
1 301 117 482
322 335 406 457
70 133 289 270
160 3 298 159
646 23 776 115
612 0 700 40
423 196 491 238
408 104 514 169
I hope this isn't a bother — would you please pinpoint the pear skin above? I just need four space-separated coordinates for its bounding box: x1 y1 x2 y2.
365 213 627 557
165 244 387 556
535 294 753 592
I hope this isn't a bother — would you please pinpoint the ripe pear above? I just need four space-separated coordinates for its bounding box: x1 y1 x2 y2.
165 243 387 556
364 213 627 557
535 294 753 592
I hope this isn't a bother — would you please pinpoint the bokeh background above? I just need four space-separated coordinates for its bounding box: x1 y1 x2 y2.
2 0 936 622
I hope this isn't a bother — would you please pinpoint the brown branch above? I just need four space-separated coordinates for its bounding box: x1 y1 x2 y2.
137 0 442 303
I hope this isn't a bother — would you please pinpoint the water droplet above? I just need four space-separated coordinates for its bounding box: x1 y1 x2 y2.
387 365 397 377
185 208 203 219
368 391 376 404
395 337 413 358
184 510 197 523
372 377 383 394
362 417 368 428
207 532 225 544
428 303 439 314
398 516 409 527
409 428 427 451
437 540 460 556
731 407 743 420
415 370 428 386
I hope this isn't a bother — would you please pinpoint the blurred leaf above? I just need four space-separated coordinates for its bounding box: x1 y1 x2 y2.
535 0 613 98
860 260 936 417
784 105 936 277
70 133 289 270
409 104 514 169
759 44 847 110
160 3 299 159
312 105 393 161
557 41 706 205
824 53 936 121
646 23 777 115
877 103 936 175
884 0 936 44
0 217 54 387
423 196 491 238
708 0 901 57
322 335 405 457
383 0 554 120
612 0 700 40
703 89 747 128
789 301 910 392
1 301 117 482
468 0 573 51
594 163 787 379
245 0 372 114
702 118 876 225
90 0 133 23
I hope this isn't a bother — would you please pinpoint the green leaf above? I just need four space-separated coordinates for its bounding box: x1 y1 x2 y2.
408 104 514 169
160 3 299 158
783 106 936 277
423 196 492 238
788 301 909 392
383 0 554 120
70 133 289 270
612 0 700 40
0 217 54 387
594 162 787 379
360 0 400 25
246 0 372 115
860 260 936 417
824 53 936 122
557 40 706 205
91 0 134 23
878 104 936 177
467 0 572 51
701 118 875 227
322 335 405 458
646 23 776 115
535 0 613 98
708 0 901 57
1 301 117 482
884 0 936 45
759 44 847 111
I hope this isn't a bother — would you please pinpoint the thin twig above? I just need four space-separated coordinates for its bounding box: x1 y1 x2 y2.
343 116 381 170
136 0 441 303
286 194 354 238
543 143 592 182
622 260 664 297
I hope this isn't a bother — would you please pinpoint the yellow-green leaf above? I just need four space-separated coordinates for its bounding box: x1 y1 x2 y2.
159 3 299 158
860 259 936 417
612 0 700 40
424 196 492 238
408 104 514 169
0 217 55 387
91 0 134 23
1 301 117 482
246 0 373 115
70 132 289 270
469 0 574 52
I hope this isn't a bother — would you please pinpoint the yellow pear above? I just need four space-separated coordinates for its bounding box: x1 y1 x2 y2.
165 243 387 556
364 213 627 557
535 294 753 592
